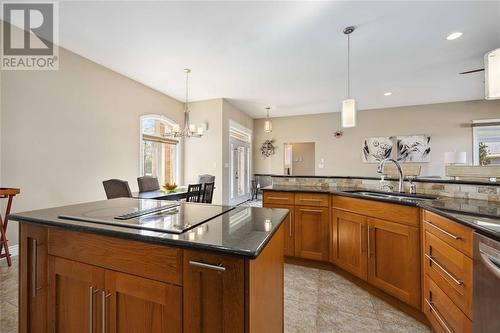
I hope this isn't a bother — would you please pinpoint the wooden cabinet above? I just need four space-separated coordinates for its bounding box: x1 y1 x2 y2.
48 256 182 333
331 209 367 280
48 256 104 333
367 217 421 308
19 224 48 333
295 206 329 261
106 270 182 333
264 203 294 256
183 250 245 333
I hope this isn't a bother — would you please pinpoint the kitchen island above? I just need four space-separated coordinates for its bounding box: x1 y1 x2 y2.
10 198 289 333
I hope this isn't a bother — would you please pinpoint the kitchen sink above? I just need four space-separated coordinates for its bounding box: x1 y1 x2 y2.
345 190 438 201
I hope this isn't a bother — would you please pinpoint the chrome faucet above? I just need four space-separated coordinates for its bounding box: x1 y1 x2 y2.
377 158 404 193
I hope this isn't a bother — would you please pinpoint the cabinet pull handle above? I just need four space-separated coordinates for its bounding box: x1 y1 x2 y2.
189 260 226 272
31 238 37 297
89 286 94 333
424 253 463 286
425 221 461 240
367 226 371 257
299 198 323 202
289 211 293 238
299 208 323 213
268 196 289 200
359 224 363 255
102 291 111 333
425 298 453 333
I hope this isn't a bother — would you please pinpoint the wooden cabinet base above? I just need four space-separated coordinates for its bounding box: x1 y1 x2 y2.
19 223 284 333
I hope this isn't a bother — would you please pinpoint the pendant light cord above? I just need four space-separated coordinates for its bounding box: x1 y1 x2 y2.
347 33 351 99
185 70 189 111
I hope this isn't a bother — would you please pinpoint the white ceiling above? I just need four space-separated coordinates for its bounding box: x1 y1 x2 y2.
53 1 500 118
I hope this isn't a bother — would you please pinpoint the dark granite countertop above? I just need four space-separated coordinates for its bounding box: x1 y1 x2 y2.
9 199 289 259
263 185 500 242
254 173 500 187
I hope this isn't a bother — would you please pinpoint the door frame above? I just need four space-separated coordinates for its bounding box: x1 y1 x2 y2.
228 121 252 206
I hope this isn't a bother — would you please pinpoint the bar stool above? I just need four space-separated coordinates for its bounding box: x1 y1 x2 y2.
0 188 20 267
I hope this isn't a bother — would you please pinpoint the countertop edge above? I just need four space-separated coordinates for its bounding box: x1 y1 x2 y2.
9 211 290 260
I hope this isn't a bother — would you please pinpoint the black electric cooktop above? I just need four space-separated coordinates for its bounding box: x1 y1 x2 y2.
59 199 235 234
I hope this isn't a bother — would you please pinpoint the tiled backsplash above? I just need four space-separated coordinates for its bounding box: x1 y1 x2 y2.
271 177 500 202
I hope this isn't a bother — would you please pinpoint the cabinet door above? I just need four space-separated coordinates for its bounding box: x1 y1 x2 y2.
294 206 329 261
105 270 182 333
183 250 245 333
263 203 294 256
331 209 367 280
48 256 104 333
19 224 48 333
367 217 421 309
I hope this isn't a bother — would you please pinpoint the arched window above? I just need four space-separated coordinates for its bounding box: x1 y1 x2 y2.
140 115 179 186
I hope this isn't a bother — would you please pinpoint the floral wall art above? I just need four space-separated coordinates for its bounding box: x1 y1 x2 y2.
362 137 393 163
396 135 431 162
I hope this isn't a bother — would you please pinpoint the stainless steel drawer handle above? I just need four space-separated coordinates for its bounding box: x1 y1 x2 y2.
289 211 293 238
31 238 37 297
299 198 323 202
299 208 323 213
425 221 461 240
102 291 111 333
425 298 453 333
425 253 463 286
189 260 226 272
268 196 289 200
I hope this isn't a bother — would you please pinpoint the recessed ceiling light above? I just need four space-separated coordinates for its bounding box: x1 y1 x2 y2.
384 92 392 96
446 32 463 41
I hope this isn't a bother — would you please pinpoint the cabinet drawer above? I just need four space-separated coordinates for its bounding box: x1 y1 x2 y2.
295 192 329 207
48 229 182 285
263 191 295 205
423 231 472 318
423 211 473 257
424 277 472 333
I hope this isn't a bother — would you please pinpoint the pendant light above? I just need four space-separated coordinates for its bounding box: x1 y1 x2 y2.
166 68 205 138
342 26 357 128
264 106 273 133
485 48 500 100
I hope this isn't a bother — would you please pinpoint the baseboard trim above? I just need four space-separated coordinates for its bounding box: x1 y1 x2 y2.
8 244 19 257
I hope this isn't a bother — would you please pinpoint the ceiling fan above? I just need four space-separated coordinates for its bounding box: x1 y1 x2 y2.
459 68 484 75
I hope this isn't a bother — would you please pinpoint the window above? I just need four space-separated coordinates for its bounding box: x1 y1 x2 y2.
140 115 179 185
472 119 500 166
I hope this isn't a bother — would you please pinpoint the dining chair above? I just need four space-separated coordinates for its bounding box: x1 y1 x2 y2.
137 176 160 192
201 182 215 204
102 179 132 199
198 174 215 185
186 183 203 203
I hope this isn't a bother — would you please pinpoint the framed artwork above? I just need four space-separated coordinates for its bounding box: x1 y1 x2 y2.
396 135 431 162
362 137 393 163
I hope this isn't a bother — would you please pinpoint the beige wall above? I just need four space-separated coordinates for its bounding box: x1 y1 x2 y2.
184 99 224 204
253 100 500 177
1 46 184 246
291 142 315 176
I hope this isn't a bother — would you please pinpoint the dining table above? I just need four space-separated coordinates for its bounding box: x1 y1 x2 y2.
132 186 189 201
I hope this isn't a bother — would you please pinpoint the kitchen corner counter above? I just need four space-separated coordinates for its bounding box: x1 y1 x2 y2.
262 185 500 242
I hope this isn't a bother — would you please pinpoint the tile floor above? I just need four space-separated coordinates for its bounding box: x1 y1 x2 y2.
0 257 18 333
0 256 430 333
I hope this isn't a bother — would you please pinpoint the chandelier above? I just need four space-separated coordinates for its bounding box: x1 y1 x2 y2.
166 68 205 138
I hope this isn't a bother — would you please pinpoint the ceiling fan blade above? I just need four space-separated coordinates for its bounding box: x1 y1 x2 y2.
459 68 485 75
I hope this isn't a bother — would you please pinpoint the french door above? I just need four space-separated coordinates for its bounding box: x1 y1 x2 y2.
230 139 251 205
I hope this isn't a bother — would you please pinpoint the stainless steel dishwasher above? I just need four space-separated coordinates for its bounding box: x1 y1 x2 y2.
473 232 500 333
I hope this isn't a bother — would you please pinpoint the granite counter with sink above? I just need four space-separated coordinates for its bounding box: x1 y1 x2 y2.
262 184 500 241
